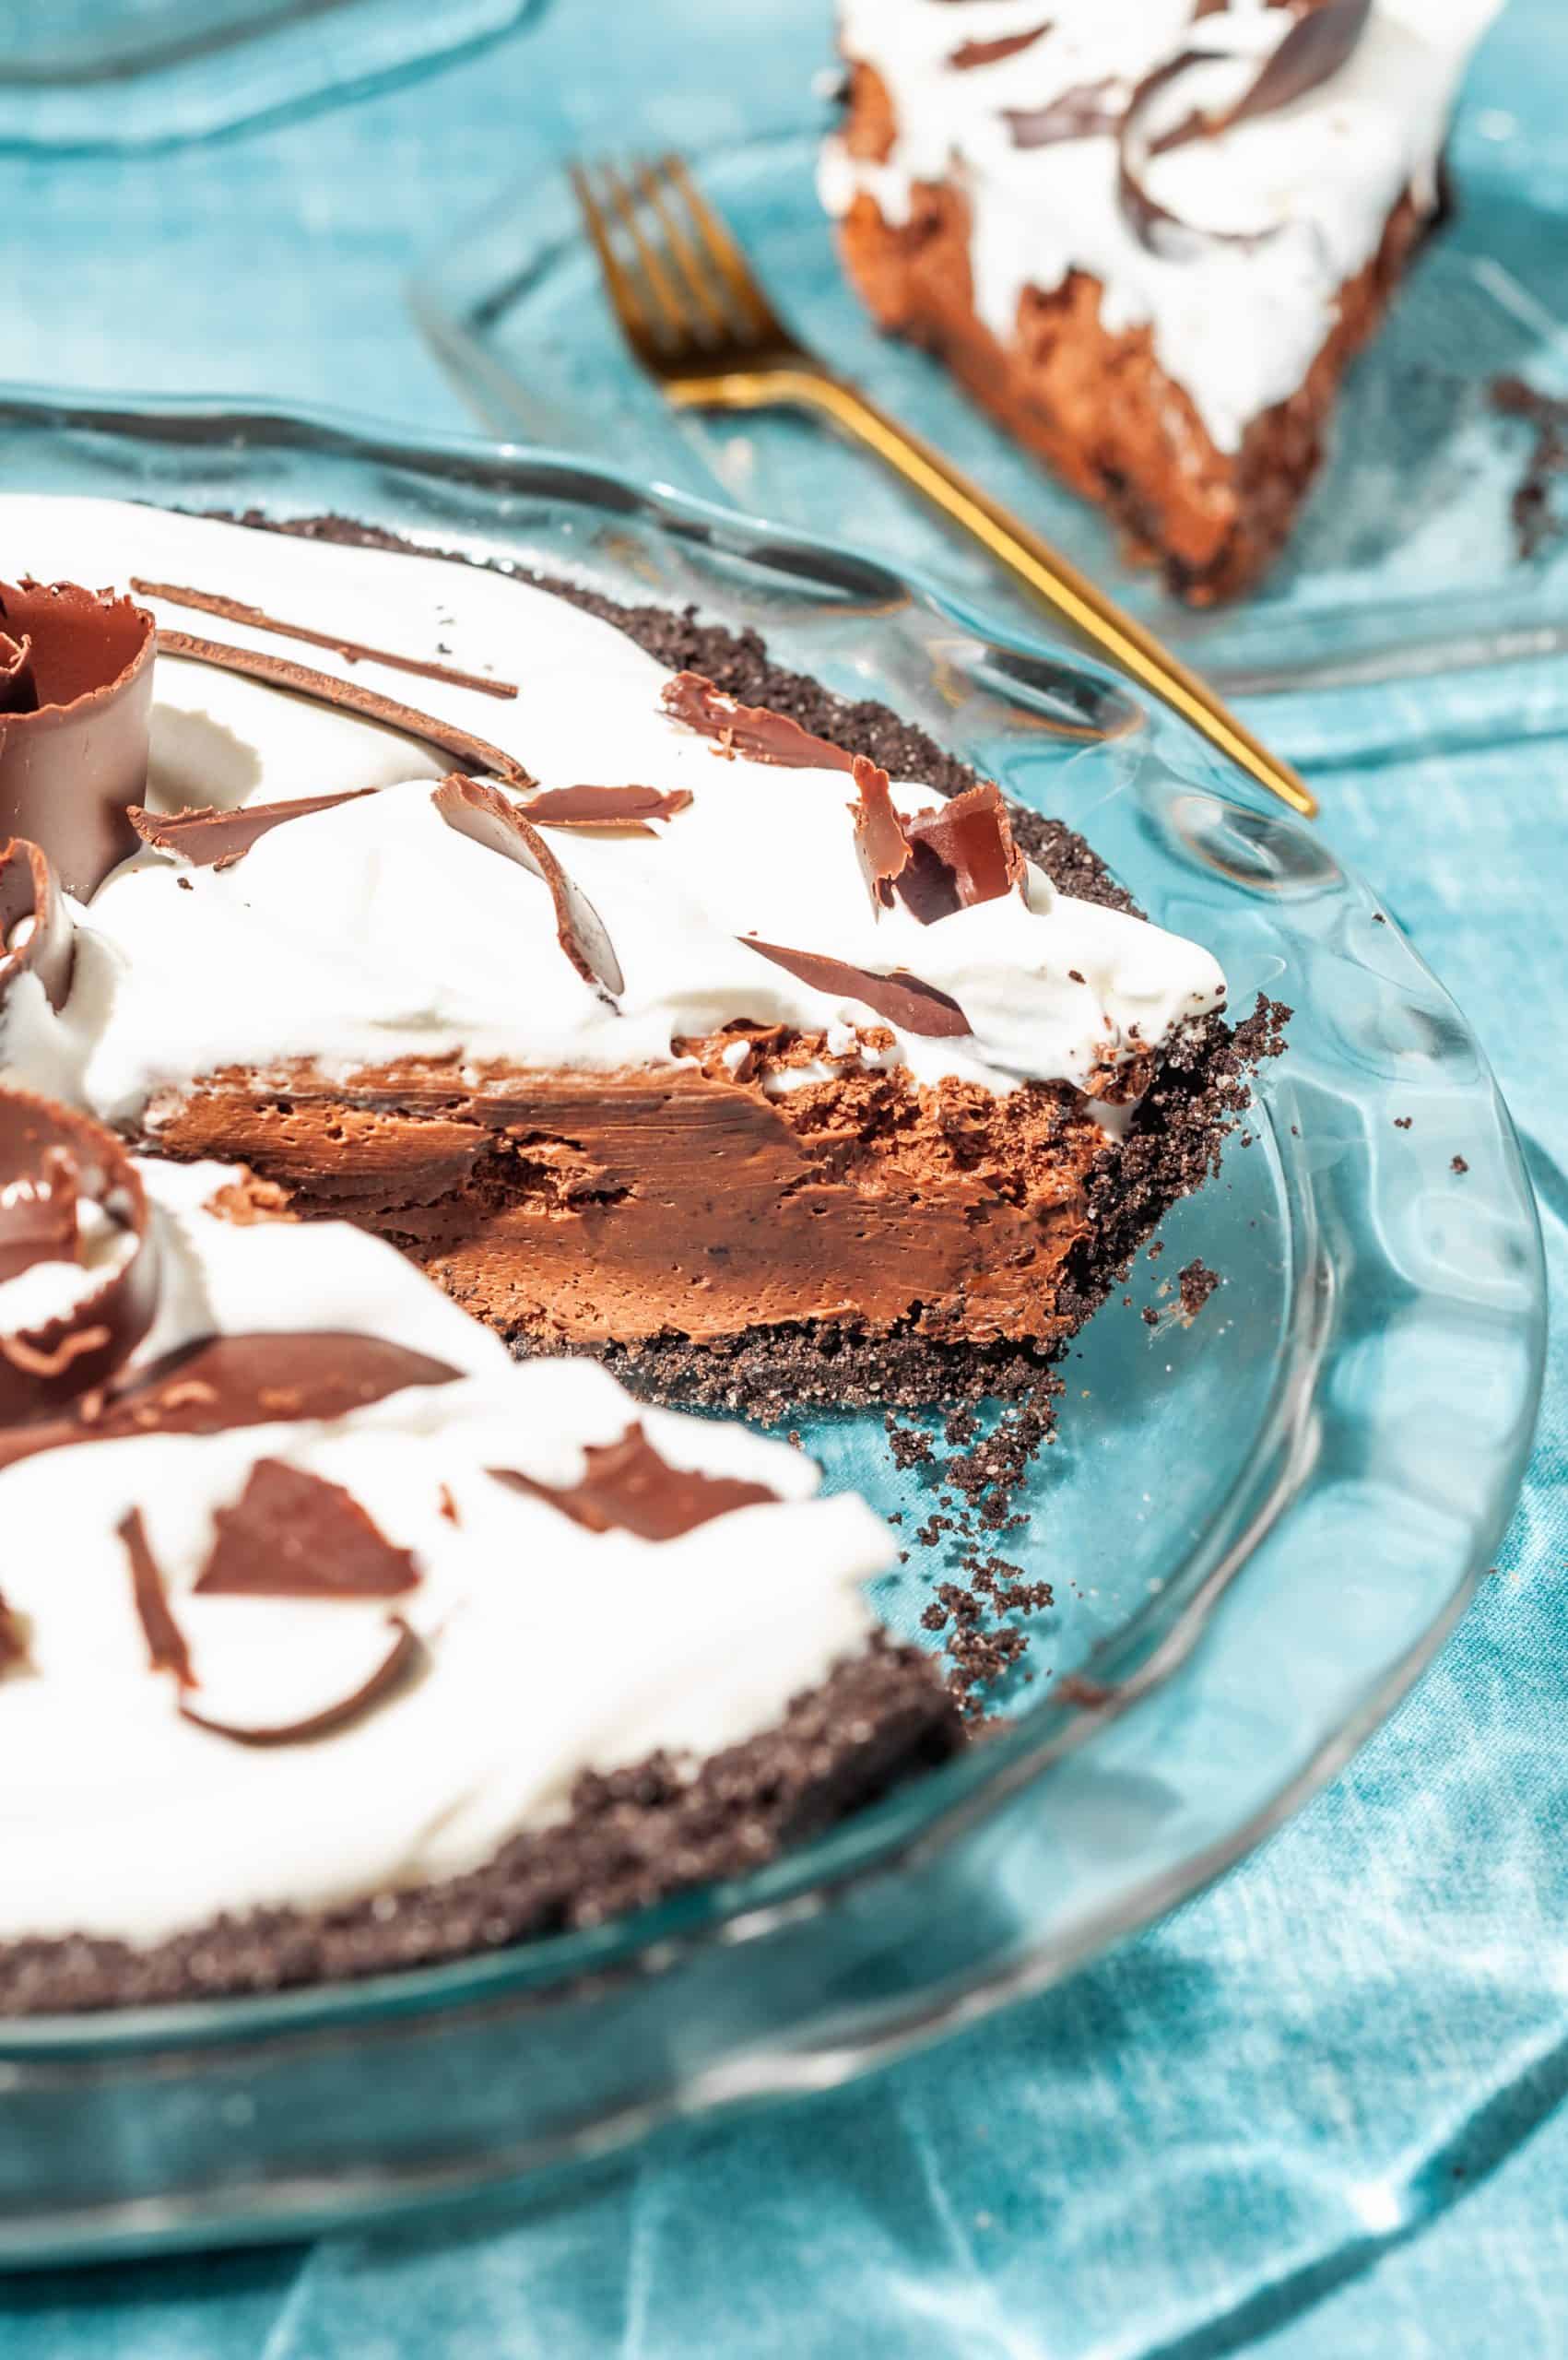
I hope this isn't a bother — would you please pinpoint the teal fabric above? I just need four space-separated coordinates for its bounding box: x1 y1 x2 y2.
4 5 1565 2350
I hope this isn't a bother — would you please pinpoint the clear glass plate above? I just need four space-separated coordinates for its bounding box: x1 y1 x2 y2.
0 0 538 150
410 128 1568 695
0 384 1543 2267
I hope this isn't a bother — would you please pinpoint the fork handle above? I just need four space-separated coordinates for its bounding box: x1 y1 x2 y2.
769 369 1314 820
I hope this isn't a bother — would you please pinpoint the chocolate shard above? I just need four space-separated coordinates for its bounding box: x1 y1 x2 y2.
158 631 534 790
902 781 1027 919
1004 77 1125 146
0 581 155 898
849 754 910 914
738 936 973 1039
0 1092 159 1425
178 1616 422 1748
522 784 693 834
119 1506 194 1687
952 21 1052 71
0 1587 27 1675
195 1457 422 1598
432 773 624 1002
0 837 76 1013
661 672 856 772
127 788 380 872
1118 0 1372 258
130 580 519 702
491 1421 779 1541
0 1329 461 1475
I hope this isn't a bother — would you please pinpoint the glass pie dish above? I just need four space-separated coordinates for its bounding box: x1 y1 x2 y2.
0 384 1544 2267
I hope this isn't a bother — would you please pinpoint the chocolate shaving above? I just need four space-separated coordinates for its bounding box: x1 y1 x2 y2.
952 21 1051 69
1005 77 1125 147
0 1092 159 1425
0 581 155 899
523 784 693 834
661 672 855 771
849 754 911 913
0 632 37 714
432 774 624 1002
127 788 379 871
0 836 75 1015
131 580 519 701
0 1587 25 1674
902 781 1027 919
1118 0 1371 258
195 1457 421 1599
119 1507 194 1687
178 1616 421 1749
158 631 533 790
739 937 972 1038
0 1329 461 1474
491 1421 779 1541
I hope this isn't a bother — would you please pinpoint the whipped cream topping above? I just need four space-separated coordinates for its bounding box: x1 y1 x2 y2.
0 498 1225 1115
0 1160 890 1945
820 0 1501 452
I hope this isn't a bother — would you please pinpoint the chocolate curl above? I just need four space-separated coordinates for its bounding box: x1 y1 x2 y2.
0 837 76 1013
0 1587 25 1674
0 1092 160 1426
1004 78 1125 148
158 631 534 790
130 579 519 702
849 755 910 914
492 1422 778 1541
177 1617 422 1749
661 673 856 772
738 937 972 1039
0 1329 461 1474
523 784 693 835
195 1458 421 1598
1118 0 1372 258
952 22 1052 71
128 788 380 872
0 632 37 714
0 581 155 898
902 782 1027 921
119 1507 195 1687
432 774 625 1003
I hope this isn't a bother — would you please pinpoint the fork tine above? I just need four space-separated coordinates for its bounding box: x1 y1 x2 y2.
635 158 733 341
569 163 658 358
598 160 697 349
660 153 782 343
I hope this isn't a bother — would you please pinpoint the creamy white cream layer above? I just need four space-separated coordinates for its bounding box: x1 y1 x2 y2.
0 497 1225 1115
820 0 1501 452
0 1160 890 1946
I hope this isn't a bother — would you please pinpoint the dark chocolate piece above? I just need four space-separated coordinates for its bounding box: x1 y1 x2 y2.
662 672 855 771
0 837 75 1013
491 1421 778 1541
0 1588 26 1674
0 1092 159 1424
952 22 1051 70
1005 77 1124 146
178 1617 422 1748
0 581 155 898
158 631 533 789
902 780 1026 919
195 1457 421 1598
432 773 625 1001
849 753 911 912
739 936 972 1037
119 1506 194 1686
0 1329 461 1474
522 784 693 834
127 788 379 871
131 579 518 701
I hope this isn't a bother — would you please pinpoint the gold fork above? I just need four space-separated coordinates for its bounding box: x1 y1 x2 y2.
570 152 1315 820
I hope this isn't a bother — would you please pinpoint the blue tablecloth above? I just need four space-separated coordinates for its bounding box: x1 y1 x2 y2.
5 6 1565 2352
